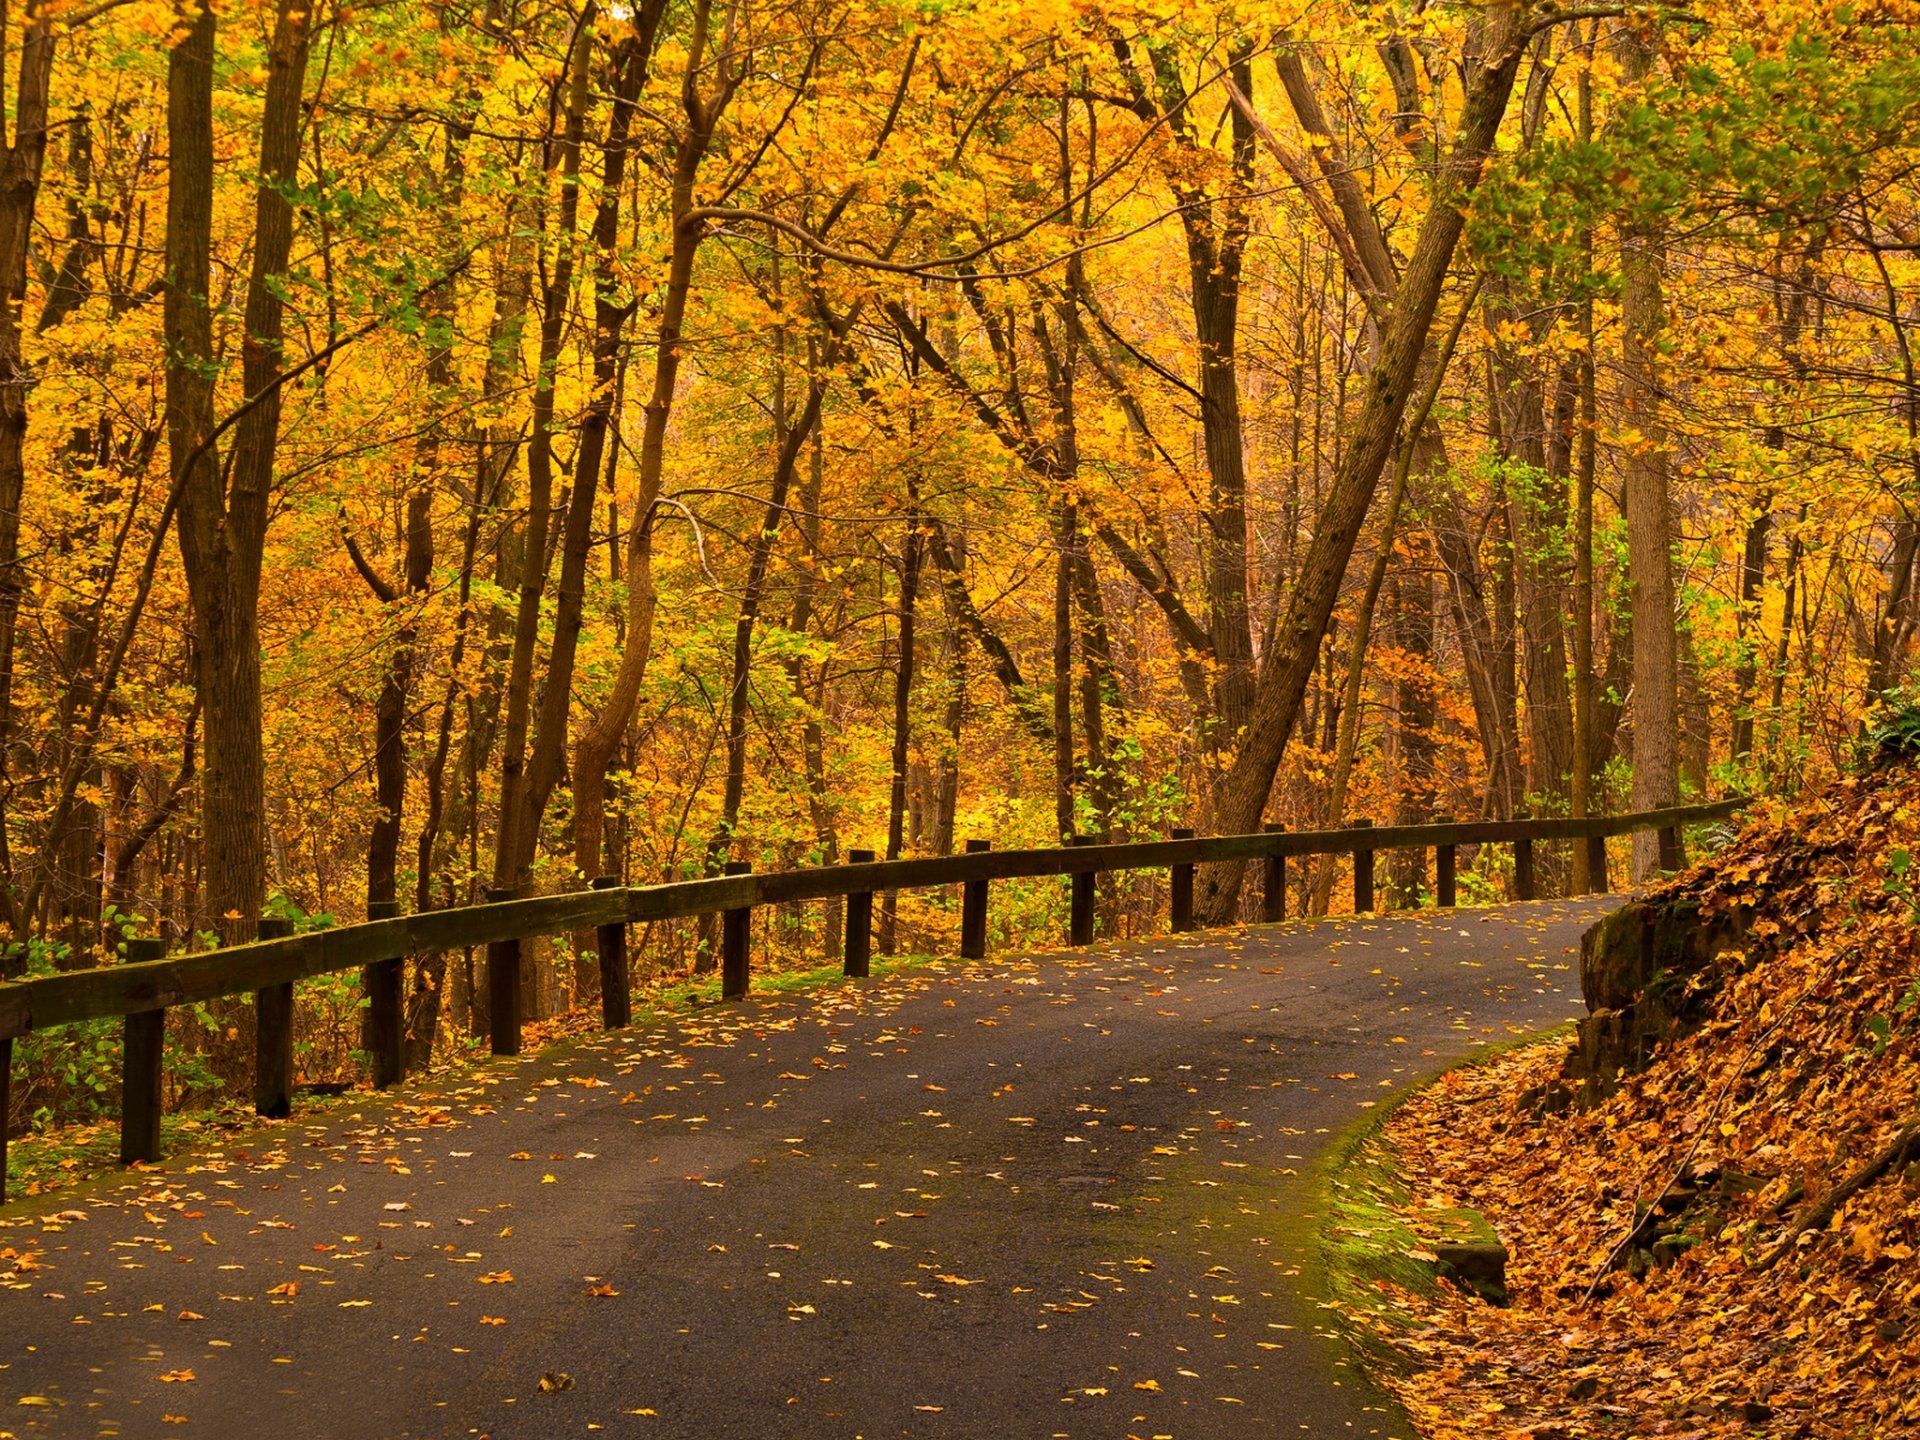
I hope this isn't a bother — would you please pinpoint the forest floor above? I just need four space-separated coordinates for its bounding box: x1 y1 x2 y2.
0 899 1602 1439
1331 769 1920 1439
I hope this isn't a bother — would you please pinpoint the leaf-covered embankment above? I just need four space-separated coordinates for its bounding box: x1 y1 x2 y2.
1341 769 1920 1438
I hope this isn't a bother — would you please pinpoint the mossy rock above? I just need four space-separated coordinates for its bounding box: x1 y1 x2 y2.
1564 897 1749 1103
1421 1207 1508 1305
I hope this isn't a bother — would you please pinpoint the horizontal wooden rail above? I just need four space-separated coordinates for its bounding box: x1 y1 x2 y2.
0 796 1746 1201
0 797 1744 1041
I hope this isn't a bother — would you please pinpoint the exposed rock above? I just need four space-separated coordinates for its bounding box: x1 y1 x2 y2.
1562 897 1751 1104
1430 1239 1508 1306
1420 1213 1505 1313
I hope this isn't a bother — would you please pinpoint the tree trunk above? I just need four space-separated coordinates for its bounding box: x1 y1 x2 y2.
783 395 841 951
1618 28 1680 880
570 0 721 887
491 21 595 895
0 3 56 944
1194 8 1532 922
169 0 311 943
880 491 921 954
1052 502 1076 839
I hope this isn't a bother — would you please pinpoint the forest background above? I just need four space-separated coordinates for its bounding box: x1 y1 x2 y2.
3 0 1919 1112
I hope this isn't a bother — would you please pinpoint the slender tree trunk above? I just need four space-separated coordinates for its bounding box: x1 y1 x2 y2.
1571 299 1598 883
783 392 840 950
1072 540 1120 839
1389 561 1437 905
1617 28 1679 880
880 489 920 954
712 346 827 867
1052 502 1076 839
492 22 594 895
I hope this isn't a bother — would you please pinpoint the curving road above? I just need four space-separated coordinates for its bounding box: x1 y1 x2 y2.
0 898 1612 1439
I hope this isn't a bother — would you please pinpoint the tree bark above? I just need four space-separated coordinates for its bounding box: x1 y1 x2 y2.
491 19 596 894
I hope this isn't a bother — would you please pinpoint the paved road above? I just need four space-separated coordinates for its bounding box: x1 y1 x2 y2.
0 898 1612 1439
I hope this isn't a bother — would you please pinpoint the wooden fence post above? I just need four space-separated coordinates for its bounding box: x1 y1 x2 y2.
1170 828 1195 932
845 849 875 978
1 1034 12 1203
364 899 404 1089
120 937 167 1165
486 886 522 1057
1069 835 1096 946
254 916 295 1118
1434 817 1457 909
1658 824 1682 873
722 861 752 999
959 840 990 959
1514 834 1535 902
1352 820 1375 915
0 984 24 1202
1588 832 1610 893
1261 823 1287 922
591 877 630 1029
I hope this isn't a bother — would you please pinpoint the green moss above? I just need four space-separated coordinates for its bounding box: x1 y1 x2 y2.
1314 1028 1571 1368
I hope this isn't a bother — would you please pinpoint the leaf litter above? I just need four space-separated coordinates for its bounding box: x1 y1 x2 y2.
1343 768 1920 1437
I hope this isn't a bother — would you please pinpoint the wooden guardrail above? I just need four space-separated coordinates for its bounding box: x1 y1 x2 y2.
0 797 1745 1200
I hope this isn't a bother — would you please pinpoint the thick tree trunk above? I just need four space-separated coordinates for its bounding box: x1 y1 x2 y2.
0 4 55 943
1194 10 1532 922
169 0 311 943
570 0 718 886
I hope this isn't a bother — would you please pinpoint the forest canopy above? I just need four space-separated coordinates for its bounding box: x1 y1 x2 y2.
4 0 1919 1039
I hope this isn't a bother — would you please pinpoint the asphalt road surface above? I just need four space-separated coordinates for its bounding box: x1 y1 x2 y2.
0 898 1613 1440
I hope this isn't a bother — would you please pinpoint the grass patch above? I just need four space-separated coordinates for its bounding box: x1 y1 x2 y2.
1315 1027 1574 1370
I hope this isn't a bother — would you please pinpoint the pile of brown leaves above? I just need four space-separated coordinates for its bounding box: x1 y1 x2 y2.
1353 768 1920 1438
